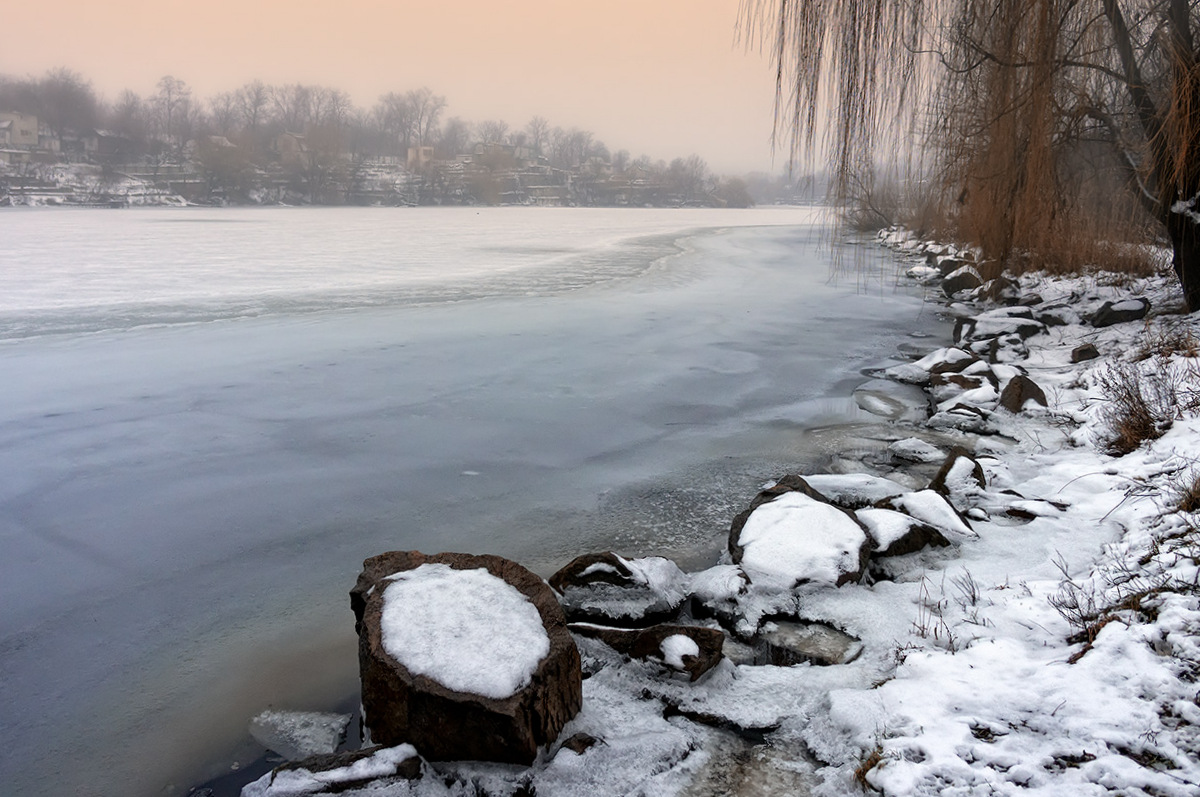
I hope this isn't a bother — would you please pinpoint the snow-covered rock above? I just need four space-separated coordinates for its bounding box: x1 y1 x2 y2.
351 551 582 765
730 490 870 589
551 553 688 625
875 489 976 539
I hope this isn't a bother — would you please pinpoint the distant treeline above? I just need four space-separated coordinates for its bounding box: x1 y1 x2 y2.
0 68 819 207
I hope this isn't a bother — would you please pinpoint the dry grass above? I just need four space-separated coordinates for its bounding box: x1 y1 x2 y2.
1134 323 1200 361
1175 471 1200 514
1095 354 1200 456
1096 363 1174 455
853 745 884 791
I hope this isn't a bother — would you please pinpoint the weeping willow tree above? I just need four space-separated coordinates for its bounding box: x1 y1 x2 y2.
741 0 1200 311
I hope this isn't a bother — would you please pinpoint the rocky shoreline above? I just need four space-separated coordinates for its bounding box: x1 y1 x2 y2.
212 230 1200 797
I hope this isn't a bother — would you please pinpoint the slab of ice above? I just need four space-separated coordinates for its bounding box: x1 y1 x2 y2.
738 493 867 588
381 564 549 699
242 744 419 797
889 437 944 463
803 473 907 508
248 710 351 762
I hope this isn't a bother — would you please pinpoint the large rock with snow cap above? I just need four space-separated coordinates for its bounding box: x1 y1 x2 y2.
729 476 870 588
550 552 687 626
1090 297 1150 327
351 551 582 765
942 265 983 296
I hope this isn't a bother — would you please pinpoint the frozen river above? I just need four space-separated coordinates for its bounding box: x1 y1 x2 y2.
0 206 943 796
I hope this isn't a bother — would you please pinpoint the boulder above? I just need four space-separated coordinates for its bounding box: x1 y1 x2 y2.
936 256 967 276
549 551 638 592
942 265 984 297
999 374 1048 412
569 623 724 681
975 276 1021 305
856 507 952 557
351 551 582 765
928 447 987 496
853 378 931 420
927 402 993 433
889 437 945 464
242 745 422 797
550 553 687 626
1091 297 1150 327
1071 342 1100 363
958 307 1046 342
729 477 871 589
874 489 976 539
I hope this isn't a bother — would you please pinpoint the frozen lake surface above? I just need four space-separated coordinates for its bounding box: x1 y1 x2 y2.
0 206 943 796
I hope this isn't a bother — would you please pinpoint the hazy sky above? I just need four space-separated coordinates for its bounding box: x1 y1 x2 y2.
2 0 788 175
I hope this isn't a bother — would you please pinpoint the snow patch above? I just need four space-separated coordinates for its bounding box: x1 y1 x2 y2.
381 564 549 699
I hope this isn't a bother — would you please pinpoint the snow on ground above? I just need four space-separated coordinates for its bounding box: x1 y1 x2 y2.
247 232 1200 796
380 564 549 700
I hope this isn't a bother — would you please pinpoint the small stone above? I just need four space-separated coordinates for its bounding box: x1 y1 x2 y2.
559 733 600 755
1071 343 1100 363
999 374 1048 412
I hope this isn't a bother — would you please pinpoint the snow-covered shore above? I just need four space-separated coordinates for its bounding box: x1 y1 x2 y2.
242 230 1200 796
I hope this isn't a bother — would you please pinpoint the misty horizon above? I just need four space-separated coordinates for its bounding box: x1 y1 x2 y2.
0 0 783 176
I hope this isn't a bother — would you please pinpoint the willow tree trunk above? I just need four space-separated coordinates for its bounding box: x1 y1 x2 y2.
1166 210 1200 312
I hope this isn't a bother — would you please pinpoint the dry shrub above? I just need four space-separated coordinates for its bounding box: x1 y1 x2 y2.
1135 323 1200 361
1096 363 1177 455
1176 471 1200 514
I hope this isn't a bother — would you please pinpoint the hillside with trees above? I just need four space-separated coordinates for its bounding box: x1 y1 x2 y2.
0 69 797 208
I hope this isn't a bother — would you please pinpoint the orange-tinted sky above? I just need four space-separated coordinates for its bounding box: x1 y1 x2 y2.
2 0 787 175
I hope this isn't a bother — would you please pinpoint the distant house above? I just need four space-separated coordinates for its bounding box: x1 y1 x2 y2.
274 131 307 164
0 148 31 165
0 112 39 149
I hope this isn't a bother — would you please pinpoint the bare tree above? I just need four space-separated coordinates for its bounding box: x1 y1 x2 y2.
406 87 446 146
374 92 414 154
38 68 98 138
208 91 240 137
476 119 509 144
436 116 472 159
526 115 551 154
236 80 270 132
153 75 193 155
